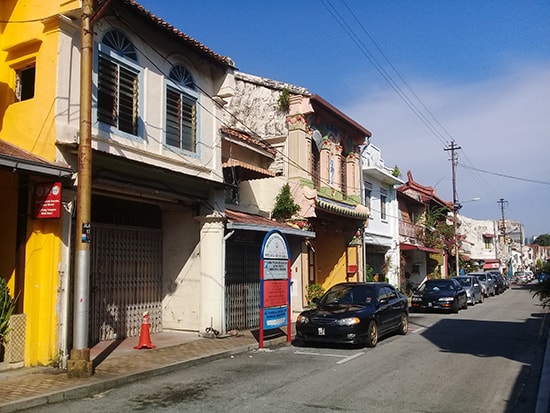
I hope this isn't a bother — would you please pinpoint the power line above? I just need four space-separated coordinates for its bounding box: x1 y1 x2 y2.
460 165 550 186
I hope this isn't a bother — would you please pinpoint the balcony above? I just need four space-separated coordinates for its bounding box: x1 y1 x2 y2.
399 221 423 244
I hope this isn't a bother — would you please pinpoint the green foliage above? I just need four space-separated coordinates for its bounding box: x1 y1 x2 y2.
272 183 300 222
0 277 16 343
532 234 550 246
421 206 454 250
277 88 290 113
305 284 325 306
532 278 550 308
391 165 401 178
364 264 374 282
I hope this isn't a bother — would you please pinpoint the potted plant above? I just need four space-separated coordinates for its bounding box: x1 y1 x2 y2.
0 277 16 361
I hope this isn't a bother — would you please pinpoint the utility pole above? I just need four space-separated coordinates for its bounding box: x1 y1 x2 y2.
67 0 94 378
497 198 508 276
444 140 461 276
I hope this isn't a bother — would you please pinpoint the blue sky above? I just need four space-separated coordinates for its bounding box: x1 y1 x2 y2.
137 1 550 239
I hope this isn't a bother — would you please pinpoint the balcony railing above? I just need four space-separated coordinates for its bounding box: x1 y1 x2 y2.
399 221 423 243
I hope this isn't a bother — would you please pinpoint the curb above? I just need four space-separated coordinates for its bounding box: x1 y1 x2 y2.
0 338 288 413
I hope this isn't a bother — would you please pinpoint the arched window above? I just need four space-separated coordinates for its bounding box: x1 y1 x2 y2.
169 65 195 90
165 64 198 152
97 30 139 135
102 30 137 61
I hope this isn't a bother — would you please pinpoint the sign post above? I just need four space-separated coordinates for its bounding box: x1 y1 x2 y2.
259 230 291 348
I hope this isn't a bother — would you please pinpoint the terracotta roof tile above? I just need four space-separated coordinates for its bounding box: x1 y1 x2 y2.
221 127 276 155
122 0 234 68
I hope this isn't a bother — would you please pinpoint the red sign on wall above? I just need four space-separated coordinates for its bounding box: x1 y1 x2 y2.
34 182 62 219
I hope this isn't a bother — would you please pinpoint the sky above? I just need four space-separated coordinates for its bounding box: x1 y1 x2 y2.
137 1 550 240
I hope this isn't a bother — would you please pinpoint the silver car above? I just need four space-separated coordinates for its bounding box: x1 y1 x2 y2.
453 276 484 305
468 272 495 297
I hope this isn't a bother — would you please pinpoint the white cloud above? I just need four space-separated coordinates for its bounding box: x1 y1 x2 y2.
344 62 550 237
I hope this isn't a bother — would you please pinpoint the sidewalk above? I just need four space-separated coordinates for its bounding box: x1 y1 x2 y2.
0 328 291 413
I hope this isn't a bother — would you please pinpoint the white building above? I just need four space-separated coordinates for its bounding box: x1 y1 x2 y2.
361 145 403 286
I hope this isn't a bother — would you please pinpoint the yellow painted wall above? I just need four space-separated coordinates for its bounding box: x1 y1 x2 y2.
24 218 62 365
314 230 348 289
0 0 78 366
0 0 79 160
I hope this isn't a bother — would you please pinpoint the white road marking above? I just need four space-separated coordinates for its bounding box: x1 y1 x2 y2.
336 352 365 364
294 350 365 364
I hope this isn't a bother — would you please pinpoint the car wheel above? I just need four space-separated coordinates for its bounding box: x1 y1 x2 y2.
398 313 408 335
450 299 459 313
366 320 378 347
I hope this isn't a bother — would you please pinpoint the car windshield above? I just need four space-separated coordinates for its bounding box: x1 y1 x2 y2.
419 281 455 292
320 285 376 305
455 278 472 287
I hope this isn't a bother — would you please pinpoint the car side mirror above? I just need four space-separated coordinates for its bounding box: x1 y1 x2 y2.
378 298 388 306
312 297 320 305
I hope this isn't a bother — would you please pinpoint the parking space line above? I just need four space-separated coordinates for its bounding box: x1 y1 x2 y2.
336 352 365 364
294 350 365 365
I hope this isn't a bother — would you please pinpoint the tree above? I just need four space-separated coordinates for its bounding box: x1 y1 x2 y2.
532 234 550 246
271 183 300 222
532 261 550 308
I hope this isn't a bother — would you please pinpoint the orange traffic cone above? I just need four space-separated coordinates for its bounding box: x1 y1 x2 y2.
134 312 156 349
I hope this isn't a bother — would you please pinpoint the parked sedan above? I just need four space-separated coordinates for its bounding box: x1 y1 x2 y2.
487 271 505 294
295 282 408 348
410 278 468 313
453 276 483 305
469 272 496 297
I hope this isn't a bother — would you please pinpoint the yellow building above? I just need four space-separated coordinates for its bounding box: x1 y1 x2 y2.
0 0 78 366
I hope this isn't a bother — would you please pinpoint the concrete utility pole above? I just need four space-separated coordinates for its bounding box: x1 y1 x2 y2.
497 198 508 275
444 141 461 276
68 0 94 378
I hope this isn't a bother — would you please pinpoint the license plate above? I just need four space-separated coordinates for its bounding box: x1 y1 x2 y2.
318 327 325 336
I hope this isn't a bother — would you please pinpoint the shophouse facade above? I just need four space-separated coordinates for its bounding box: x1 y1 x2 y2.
456 215 501 271
223 72 370 310
397 171 450 292
361 144 403 286
1 0 236 366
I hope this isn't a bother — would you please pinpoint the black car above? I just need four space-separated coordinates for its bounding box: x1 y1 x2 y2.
486 271 505 294
295 282 408 348
410 278 468 313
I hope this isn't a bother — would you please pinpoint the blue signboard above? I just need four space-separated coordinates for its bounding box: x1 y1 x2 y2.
263 306 288 330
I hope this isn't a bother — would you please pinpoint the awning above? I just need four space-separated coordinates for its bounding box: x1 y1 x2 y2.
400 243 441 254
482 259 501 269
222 158 275 181
316 196 369 220
0 139 73 178
225 209 315 238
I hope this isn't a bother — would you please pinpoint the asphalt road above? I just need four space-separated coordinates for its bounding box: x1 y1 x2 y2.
27 284 548 413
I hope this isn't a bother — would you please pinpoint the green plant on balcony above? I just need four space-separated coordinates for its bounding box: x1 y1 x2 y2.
277 88 290 113
272 183 300 222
